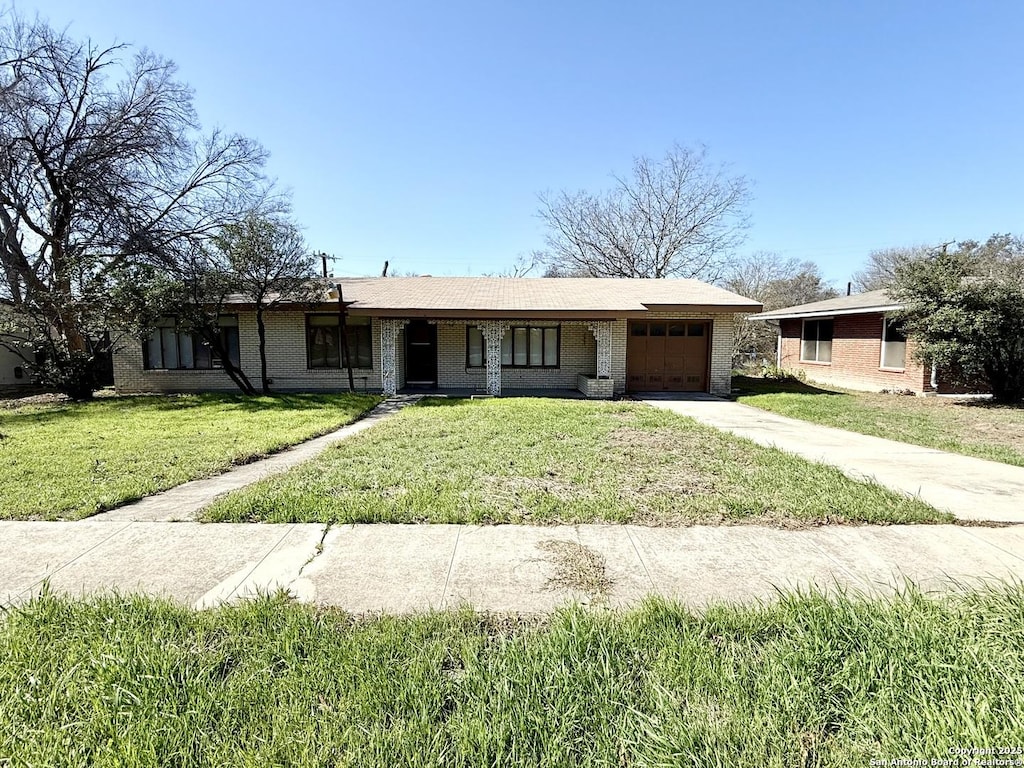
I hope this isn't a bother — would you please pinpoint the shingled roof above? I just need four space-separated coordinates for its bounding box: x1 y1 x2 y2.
749 289 902 321
240 277 762 318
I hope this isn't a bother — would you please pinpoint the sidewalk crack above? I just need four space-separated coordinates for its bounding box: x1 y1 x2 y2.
224 523 297 602
623 526 655 590
440 526 463 608
297 523 333 577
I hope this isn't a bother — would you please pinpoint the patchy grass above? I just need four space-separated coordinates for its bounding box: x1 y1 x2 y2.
204 398 947 526
733 376 1024 467
537 540 612 600
2 587 1023 766
0 392 380 520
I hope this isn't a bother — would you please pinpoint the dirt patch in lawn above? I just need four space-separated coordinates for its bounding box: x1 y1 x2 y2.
537 539 612 599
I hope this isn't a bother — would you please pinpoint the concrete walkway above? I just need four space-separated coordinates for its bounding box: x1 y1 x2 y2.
4 520 1024 612
640 395 1024 524
93 396 420 522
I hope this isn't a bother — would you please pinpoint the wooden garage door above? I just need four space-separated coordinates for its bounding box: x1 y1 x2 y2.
626 321 710 392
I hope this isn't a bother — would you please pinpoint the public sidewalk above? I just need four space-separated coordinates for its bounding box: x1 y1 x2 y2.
93 395 420 522
4 520 1023 612
640 395 1024 524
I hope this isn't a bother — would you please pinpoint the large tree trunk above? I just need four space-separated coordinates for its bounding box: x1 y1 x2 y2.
200 326 257 396
256 308 270 394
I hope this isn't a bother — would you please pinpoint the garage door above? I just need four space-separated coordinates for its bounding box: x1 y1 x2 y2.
626 320 710 392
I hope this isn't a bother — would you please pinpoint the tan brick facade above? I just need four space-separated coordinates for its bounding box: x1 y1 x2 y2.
113 312 381 394
114 310 736 397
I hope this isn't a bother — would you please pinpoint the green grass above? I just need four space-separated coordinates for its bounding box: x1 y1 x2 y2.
0 392 380 520
204 397 948 526
2 586 1022 766
733 376 1024 467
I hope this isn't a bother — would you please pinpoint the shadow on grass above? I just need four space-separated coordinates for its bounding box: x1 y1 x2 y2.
0 391 377 428
956 398 1023 411
731 376 844 398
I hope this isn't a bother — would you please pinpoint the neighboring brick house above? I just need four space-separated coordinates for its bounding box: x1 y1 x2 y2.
750 289 982 395
113 277 761 398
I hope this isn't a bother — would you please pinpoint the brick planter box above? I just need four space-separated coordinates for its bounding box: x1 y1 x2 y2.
576 374 614 399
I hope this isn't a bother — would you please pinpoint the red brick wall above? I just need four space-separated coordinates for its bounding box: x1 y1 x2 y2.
779 313 932 393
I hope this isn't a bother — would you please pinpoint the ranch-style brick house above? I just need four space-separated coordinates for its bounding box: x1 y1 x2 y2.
751 289 981 395
113 277 761 398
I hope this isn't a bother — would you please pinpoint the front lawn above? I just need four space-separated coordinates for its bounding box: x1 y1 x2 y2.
0 392 380 520
204 398 947 525
733 375 1024 467
2 587 1021 766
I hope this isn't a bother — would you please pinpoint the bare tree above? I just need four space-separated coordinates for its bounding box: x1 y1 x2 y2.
724 252 837 364
0 14 267 398
487 250 542 278
851 245 933 292
214 214 319 393
537 144 751 281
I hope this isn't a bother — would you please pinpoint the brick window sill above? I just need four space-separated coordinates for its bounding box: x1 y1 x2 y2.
798 360 831 366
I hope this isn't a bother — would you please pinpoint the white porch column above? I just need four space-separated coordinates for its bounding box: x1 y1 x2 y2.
587 321 613 378
379 318 407 395
477 321 507 396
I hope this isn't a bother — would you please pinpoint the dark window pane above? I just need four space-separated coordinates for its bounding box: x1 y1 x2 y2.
649 323 666 337
467 327 484 367
308 323 340 368
885 319 906 344
687 323 705 337
344 325 372 368
223 327 241 367
631 323 647 336
178 333 195 368
193 336 211 369
668 323 685 336
819 320 834 342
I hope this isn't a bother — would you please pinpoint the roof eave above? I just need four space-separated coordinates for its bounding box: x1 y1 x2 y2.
749 304 904 321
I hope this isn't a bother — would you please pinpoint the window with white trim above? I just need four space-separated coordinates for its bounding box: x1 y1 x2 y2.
800 319 833 363
880 318 907 369
143 315 240 370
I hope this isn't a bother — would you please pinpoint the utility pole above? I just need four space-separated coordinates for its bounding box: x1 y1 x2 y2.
335 282 355 391
316 251 338 278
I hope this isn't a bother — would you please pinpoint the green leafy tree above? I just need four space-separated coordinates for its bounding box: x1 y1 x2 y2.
891 235 1024 403
213 214 319 394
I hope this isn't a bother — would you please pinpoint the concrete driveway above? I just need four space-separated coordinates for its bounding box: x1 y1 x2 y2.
639 395 1024 524
4 520 1024 613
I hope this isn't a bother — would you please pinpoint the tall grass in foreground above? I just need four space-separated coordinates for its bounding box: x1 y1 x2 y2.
2 585 1022 766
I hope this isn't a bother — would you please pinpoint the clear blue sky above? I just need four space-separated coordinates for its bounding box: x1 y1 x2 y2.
34 0 1024 287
